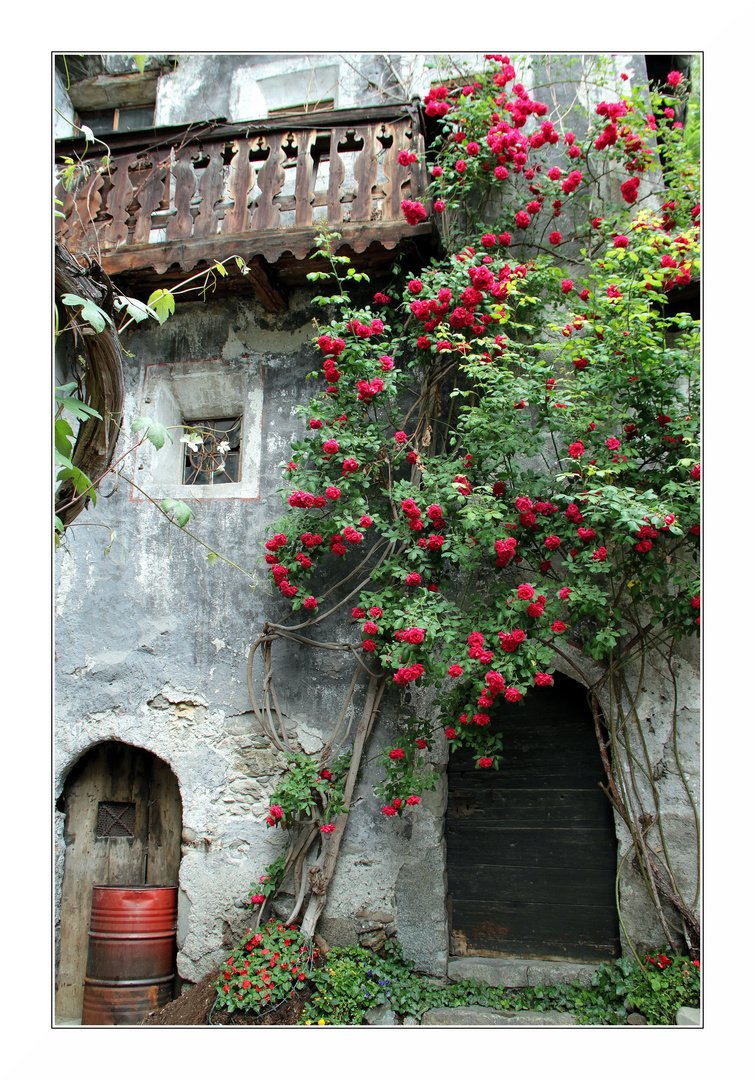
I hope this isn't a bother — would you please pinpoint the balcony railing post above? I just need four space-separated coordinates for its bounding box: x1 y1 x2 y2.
293 129 316 227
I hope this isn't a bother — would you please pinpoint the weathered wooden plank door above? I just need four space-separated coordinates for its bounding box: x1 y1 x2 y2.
446 674 620 962
55 742 182 1021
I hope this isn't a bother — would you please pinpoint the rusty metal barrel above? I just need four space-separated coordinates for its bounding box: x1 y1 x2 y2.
81 885 177 1025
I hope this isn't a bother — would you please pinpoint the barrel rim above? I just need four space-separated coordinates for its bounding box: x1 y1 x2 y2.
91 885 178 892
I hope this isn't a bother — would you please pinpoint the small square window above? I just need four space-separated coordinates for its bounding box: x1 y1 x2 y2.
134 357 262 502
182 417 242 486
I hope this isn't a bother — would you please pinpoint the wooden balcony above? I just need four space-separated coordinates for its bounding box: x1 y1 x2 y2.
55 105 433 310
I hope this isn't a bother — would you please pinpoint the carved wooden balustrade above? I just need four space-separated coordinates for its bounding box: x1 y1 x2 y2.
55 105 432 308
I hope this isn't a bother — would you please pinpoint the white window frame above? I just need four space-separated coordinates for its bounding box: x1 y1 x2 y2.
132 357 263 502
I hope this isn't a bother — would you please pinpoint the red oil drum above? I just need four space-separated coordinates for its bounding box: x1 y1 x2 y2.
81 886 177 1025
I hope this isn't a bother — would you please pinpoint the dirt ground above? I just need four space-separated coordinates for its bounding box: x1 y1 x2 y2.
140 968 311 1026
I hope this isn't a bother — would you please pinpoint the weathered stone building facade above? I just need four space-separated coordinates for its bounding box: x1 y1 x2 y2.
54 53 699 1023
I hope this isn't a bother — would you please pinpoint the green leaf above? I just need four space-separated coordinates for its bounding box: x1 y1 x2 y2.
213 261 228 277
55 394 102 422
161 499 193 528
55 418 75 458
133 54 147 74
56 464 96 506
60 294 112 333
207 552 218 565
147 289 176 325
133 416 173 450
113 294 160 323
54 515 65 535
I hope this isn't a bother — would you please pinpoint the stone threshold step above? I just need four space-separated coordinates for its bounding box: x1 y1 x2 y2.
448 956 599 989
421 1005 578 1026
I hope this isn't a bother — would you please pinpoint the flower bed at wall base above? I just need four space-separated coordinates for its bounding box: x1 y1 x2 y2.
214 921 318 1015
207 937 699 1026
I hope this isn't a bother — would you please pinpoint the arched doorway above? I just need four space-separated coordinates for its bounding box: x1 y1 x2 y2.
55 741 182 1021
445 674 620 962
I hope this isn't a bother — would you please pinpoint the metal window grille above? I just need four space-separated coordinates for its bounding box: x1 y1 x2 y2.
96 801 136 838
182 417 242 486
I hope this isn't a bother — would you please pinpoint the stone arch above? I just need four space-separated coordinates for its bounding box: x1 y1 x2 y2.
445 668 620 963
55 740 183 1022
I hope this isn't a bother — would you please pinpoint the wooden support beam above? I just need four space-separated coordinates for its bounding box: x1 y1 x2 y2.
245 255 288 314
68 72 159 110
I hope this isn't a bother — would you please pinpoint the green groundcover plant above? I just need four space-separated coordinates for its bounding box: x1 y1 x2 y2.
625 952 701 1024
296 941 700 1025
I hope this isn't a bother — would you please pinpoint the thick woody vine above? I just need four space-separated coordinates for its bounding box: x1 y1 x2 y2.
247 57 700 958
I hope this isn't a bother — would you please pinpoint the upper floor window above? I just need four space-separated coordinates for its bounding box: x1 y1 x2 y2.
77 104 155 134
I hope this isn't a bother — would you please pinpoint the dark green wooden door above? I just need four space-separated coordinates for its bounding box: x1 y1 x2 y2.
446 674 620 962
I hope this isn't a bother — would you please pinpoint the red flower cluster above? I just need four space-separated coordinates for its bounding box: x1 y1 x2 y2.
423 84 451 119
357 377 384 402
393 663 424 685
620 176 640 204
494 536 517 567
401 199 427 225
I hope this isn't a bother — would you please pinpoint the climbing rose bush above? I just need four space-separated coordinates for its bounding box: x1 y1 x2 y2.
261 53 699 807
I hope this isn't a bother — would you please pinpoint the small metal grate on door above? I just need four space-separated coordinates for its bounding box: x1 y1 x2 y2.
96 802 136 838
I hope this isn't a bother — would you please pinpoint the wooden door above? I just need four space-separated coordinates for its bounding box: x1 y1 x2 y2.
55 742 182 1021
446 675 620 962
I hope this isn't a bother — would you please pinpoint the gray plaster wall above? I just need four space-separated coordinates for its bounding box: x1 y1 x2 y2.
54 287 449 983
153 53 422 126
